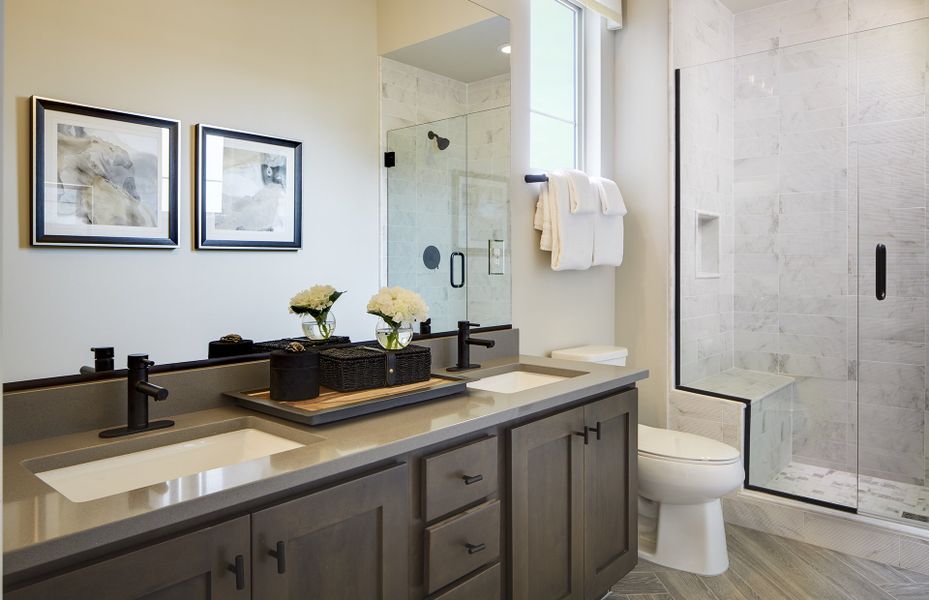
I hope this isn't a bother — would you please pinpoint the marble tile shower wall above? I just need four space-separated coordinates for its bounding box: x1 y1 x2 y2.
730 1 929 483
675 0 736 386
853 20 929 485
732 35 855 475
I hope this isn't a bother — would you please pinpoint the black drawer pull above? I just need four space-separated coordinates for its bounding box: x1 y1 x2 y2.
465 542 486 555
269 541 286 574
575 429 589 445
228 554 245 590
589 421 602 441
462 473 484 485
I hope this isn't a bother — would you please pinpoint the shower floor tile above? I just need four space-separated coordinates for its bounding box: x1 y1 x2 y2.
765 461 929 525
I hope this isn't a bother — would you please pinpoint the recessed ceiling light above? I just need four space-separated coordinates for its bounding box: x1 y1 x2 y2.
498 43 511 55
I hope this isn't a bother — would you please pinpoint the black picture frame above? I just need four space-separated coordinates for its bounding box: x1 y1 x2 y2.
31 96 179 248
195 124 302 250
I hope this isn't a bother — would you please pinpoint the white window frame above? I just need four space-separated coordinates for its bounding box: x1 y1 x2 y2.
530 0 585 171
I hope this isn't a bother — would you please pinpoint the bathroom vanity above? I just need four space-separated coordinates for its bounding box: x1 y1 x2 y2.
2 355 646 600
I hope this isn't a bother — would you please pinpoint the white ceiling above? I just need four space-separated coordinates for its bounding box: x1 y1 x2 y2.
718 0 784 13
383 16 510 83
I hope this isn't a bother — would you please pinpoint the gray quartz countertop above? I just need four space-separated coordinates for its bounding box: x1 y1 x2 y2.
3 355 647 577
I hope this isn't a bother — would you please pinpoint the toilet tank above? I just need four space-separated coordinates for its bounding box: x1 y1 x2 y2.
550 345 629 366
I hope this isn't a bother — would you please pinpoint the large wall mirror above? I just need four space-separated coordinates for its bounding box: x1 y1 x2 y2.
381 4 511 333
2 0 510 384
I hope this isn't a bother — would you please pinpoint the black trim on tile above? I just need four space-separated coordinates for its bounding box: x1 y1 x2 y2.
744 484 859 514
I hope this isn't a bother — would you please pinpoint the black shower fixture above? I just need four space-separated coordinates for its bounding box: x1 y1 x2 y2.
427 130 450 150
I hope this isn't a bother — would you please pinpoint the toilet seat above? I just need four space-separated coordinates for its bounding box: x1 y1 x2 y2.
638 424 740 465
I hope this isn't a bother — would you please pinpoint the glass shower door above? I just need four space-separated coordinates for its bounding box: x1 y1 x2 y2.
386 117 468 333
855 18 929 527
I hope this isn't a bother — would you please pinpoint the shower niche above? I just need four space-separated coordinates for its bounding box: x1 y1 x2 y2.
695 211 720 279
380 5 511 334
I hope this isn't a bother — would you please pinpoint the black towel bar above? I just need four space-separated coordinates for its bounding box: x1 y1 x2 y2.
524 174 549 183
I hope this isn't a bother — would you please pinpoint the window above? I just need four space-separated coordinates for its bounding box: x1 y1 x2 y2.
530 0 582 171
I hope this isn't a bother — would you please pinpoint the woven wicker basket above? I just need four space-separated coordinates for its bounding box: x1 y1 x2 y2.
319 345 431 392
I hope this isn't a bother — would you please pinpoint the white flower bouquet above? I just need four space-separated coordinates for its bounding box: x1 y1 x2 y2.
367 286 429 350
289 284 344 340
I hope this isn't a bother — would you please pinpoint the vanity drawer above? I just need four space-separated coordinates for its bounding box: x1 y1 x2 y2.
425 500 501 594
431 562 501 600
424 435 498 521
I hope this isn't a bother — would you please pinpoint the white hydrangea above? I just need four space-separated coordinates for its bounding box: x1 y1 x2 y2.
289 284 343 316
366 286 429 326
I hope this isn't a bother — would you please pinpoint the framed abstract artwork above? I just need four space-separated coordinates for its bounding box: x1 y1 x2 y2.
195 124 302 250
32 96 179 247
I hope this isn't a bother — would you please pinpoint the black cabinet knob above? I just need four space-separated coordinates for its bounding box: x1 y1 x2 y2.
465 542 486 555
589 421 602 441
462 474 484 485
574 429 589 445
269 541 286 574
228 555 245 590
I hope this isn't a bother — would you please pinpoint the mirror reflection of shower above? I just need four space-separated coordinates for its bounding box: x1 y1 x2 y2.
427 130 450 150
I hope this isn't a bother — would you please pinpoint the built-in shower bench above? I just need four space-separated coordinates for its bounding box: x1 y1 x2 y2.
679 368 795 485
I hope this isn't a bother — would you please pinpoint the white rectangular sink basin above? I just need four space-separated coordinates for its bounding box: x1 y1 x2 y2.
35 428 304 503
467 370 568 394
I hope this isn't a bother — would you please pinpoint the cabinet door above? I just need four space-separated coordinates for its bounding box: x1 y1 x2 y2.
252 463 410 600
6 516 250 600
583 389 638 599
510 407 585 600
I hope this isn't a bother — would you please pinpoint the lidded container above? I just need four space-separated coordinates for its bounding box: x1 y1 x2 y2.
270 344 320 401
550 345 629 366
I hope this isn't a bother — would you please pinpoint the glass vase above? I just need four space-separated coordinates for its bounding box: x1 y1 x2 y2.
375 320 413 350
301 312 336 341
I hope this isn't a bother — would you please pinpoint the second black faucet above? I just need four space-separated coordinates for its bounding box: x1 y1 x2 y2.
448 321 496 371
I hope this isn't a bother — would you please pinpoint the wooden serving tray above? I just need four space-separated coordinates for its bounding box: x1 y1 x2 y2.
225 375 467 425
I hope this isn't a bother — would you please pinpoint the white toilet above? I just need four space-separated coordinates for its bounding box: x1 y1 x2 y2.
551 345 743 576
637 425 743 575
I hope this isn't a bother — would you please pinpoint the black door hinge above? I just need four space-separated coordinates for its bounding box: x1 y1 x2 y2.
384 152 396 168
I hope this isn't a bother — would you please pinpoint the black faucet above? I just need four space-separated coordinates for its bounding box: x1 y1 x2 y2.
99 354 174 438
79 346 115 375
447 321 496 371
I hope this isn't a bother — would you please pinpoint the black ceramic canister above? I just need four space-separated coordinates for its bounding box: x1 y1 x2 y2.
270 348 320 401
208 334 254 359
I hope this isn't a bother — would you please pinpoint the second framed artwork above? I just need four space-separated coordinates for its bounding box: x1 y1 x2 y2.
195 125 302 250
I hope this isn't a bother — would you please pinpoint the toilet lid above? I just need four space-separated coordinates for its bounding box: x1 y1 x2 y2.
638 425 740 464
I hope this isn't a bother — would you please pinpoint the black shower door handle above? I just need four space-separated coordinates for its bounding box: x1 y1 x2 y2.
450 251 465 288
876 244 886 301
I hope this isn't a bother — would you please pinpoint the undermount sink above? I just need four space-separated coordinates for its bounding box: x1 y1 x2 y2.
27 418 316 503
467 364 584 394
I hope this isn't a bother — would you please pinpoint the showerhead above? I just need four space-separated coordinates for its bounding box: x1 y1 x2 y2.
427 130 450 151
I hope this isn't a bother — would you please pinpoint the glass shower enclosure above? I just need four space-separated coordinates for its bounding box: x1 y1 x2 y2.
676 18 929 527
386 107 511 334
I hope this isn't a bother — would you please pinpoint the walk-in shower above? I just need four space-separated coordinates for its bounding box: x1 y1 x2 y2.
676 15 929 528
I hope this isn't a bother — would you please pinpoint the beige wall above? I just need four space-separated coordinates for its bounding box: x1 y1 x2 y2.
2 0 381 380
613 0 671 427
377 0 497 54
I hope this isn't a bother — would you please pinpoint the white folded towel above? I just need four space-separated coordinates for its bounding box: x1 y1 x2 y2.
593 177 627 216
591 177 627 267
548 171 594 270
534 177 553 251
563 169 599 214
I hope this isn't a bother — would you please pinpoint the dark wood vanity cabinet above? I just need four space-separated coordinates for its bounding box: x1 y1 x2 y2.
252 463 409 600
6 385 640 600
6 465 409 600
510 389 638 600
6 516 252 600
